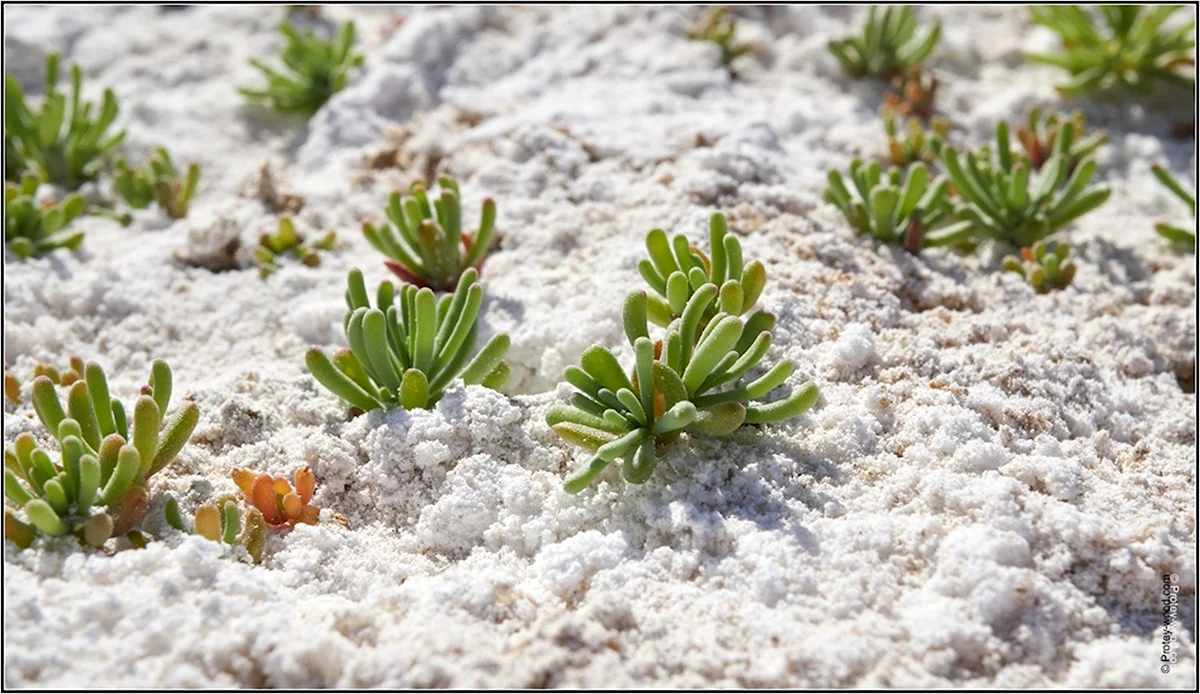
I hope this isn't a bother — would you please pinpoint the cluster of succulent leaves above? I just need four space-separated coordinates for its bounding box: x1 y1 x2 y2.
825 160 973 253
1014 108 1106 171
240 20 363 115
1027 5 1195 96
4 357 89 404
307 267 511 412
827 6 941 79
233 466 319 527
113 147 200 219
549 216 819 493
883 112 948 167
4 53 125 188
1002 241 1077 293
255 216 336 278
164 494 266 563
638 213 766 327
5 175 85 258
883 66 939 122
4 360 198 549
362 177 497 293
685 6 752 70
1151 164 1196 249
939 121 1112 247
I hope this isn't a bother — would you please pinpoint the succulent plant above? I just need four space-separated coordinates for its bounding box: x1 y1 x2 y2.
883 112 949 167
1002 240 1077 293
307 268 511 412
4 372 20 404
255 216 336 278
1028 5 1195 96
1014 108 1106 171
882 66 939 122
548 288 818 493
113 147 200 219
4 358 91 405
938 121 1111 247
232 467 318 527
638 212 766 329
825 160 973 253
828 6 941 79
164 494 266 563
239 20 363 115
3 53 126 188
4 359 199 549
362 177 497 293
1151 164 1196 248
685 6 752 70
5 174 85 258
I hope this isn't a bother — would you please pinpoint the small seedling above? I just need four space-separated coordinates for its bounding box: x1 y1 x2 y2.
883 112 949 167
3 53 126 188
4 174 85 258
1015 108 1106 171
685 6 752 70
4 359 199 548
1028 5 1195 96
362 177 497 292
255 216 336 278
4 372 20 403
239 20 363 115
5 357 89 403
828 6 941 79
1151 164 1196 248
307 268 511 412
639 212 766 327
548 289 818 493
1002 241 1077 293
825 160 973 253
938 121 1111 247
883 66 939 122
164 494 266 563
113 147 200 219
232 467 318 527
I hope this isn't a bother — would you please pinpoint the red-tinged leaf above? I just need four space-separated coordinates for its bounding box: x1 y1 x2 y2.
295 467 315 506
252 474 285 525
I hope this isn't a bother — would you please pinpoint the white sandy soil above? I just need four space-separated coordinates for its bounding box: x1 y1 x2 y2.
3 5 1197 688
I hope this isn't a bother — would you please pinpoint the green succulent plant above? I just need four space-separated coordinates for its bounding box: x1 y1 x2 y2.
239 20 363 115
1002 240 1077 293
164 494 265 563
1027 5 1195 96
638 212 766 329
548 289 818 493
307 268 511 412
5 174 85 258
362 176 498 293
828 6 941 79
4 53 125 188
113 147 200 219
1151 164 1196 248
4 359 199 549
883 112 949 167
685 6 752 70
825 160 973 253
255 216 336 278
938 121 1111 247
1014 107 1106 171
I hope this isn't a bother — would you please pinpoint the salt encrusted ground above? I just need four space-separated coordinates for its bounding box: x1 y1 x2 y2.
2 5 1196 688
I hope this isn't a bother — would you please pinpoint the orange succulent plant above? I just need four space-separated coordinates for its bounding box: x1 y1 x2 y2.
232 466 319 527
